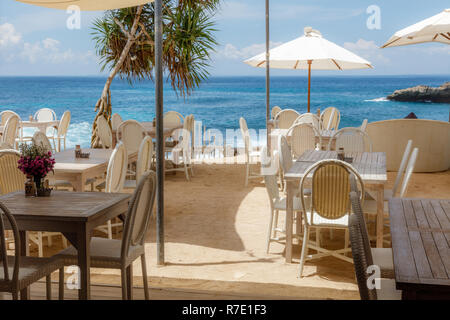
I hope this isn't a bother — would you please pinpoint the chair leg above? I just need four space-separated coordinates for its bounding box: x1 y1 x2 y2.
126 265 133 300
46 275 52 300
38 232 43 257
12 291 19 300
266 208 275 254
245 163 249 187
121 268 128 300
316 228 321 248
48 233 53 247
273 210 279 237
107 220 112 239
141 254 149 300
59 268 64 300
329 229 334 241
298 226 310 278
344 229 350 256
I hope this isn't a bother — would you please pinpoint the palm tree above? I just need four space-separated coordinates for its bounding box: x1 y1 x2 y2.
91 0 219 147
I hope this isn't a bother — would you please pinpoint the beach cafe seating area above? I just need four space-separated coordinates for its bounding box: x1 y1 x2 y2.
0 106 450 300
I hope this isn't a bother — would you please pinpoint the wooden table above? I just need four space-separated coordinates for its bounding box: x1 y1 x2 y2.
50 149 137 192
389 198 450 300
284 150 387 263
111 122 182 148
0 191 131 300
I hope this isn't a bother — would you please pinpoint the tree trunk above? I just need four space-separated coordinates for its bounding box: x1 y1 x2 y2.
91 5 144 148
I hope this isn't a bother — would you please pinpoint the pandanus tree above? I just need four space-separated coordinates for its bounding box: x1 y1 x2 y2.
91 0 219 147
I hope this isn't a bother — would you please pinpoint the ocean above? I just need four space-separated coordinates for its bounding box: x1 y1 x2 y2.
0 75 448 149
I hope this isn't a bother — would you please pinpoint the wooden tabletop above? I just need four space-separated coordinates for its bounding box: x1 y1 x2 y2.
0 191 131 222
389 198 450 295
285 150 387 184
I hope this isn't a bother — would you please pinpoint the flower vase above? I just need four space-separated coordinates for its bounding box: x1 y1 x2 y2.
34 176 43 190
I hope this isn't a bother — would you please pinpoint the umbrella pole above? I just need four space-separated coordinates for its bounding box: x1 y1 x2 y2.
307 60 312 113
265 0 270 152
155 0 165 266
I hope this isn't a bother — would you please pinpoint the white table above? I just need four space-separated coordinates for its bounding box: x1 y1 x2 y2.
20 120 59 133
284 150 388 263
269 129 336 153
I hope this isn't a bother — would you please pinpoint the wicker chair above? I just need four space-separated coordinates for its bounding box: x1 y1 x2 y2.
348 202 401 300
0 110 19 127
271 106 282 119
239 117 260 186
349 189 394 279
320 107 340 131
329 127 373 152
57 171 156 300
34 108 57 122
49 111 71 152
298 160 365 277
287 123 321 158
275 109 300 129
96 115 113 149
2 115 19 148
116 120 146 156
111 113 123 131
0 142 12 150
293 113 321 131
32 131 53 152
124 136 153 190
96 143 128 239
163 111 184 127
0 201 64 300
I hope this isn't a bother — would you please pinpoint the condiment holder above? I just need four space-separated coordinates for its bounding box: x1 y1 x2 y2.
75 145 90 159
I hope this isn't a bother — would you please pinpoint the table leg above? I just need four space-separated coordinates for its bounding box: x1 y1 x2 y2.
126 265 133 300
376 185 384 248
77 226 91 300
19 231 30 300
285 180 294 263
72 174 84 192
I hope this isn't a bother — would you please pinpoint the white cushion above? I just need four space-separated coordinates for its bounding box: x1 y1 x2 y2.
305 211 348 227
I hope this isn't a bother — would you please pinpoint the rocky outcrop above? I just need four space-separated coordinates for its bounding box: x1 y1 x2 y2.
387 82 450 103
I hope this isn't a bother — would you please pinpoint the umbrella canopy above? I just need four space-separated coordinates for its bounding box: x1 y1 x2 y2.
382 9 450 48
15 0 152 11
245 27 373 112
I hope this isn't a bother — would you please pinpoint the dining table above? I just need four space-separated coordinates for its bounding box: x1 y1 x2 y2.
49 148 138 192
284 150 388 263
111 122 183 148
389 198 450 300
0 190 131 300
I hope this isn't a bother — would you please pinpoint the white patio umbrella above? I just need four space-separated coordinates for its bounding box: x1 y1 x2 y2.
14 0 167 269
16 0 152 11
382 9 450 121
382 9 450 48
245 27 373 112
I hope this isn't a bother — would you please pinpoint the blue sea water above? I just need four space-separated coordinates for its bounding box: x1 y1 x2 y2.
0 75 448 148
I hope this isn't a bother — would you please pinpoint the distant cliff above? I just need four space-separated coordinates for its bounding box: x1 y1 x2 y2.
387 82 450 103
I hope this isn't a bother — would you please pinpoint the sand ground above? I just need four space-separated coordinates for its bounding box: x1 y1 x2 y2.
33 160 450 300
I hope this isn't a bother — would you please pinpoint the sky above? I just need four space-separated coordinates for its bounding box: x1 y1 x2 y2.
0 0 449 77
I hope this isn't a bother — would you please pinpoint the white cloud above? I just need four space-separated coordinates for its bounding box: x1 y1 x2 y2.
217 41 283 60
344 39 390 64
0 23 22 47
0 22 95 65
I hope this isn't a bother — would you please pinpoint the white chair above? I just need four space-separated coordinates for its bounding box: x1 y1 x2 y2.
96 115 113 149
0 142 12 150
239 117 260 186
0 110 20 127
56 171 156 300
116 120 146 156
203 129 223 159
293 113 321 131
360 119 368 132
271 106 282 119
124 136 153 190
111 113 123 131
96 142 128 239
32 131 53 152
275 109 300 129
1 115 19 149
329 127 373 152
168 115 193 181
298 159 365 277
320 107 340 131
164 111 184 127
34 108 57 122
262 148 303 253
49 110 71 152
287 123 321 158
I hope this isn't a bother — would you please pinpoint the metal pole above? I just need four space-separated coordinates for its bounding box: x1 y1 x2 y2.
155 0 164 266
265 0 270 151
307 60 312 113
